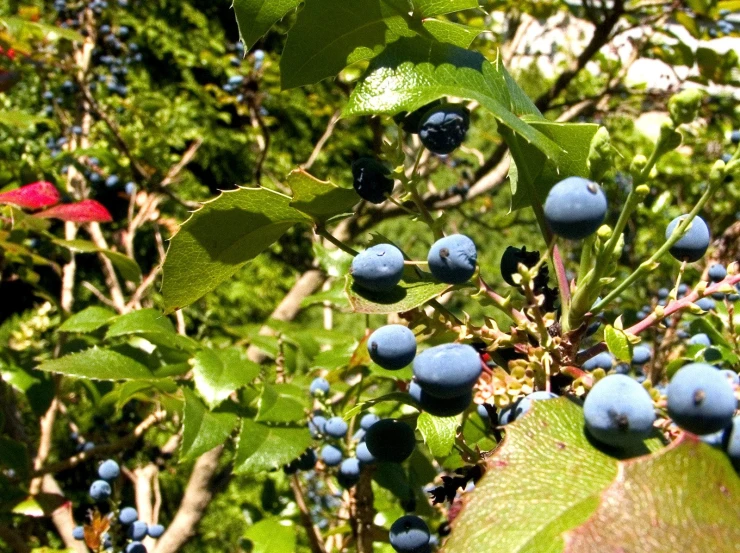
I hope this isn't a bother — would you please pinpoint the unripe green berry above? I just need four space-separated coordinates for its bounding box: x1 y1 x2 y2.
668 88 703 126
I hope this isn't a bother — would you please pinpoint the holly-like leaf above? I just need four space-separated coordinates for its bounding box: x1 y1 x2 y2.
412 0 479 17
344 37 562 160
58 306 117 333
105 309 176 340
604 325 632 363
36 348 154 381
256 384 307 423
161 187 311 313
243 518 297 553
417 412 457 457
232 0 301 50
444 398 618 553
287 169 360 223
234 419 312 474
180 388 238 462
0 181 60 209
563 435 740 552
9 494 67 517
345 268 457 314
508 121 600 211
279 0 415 89
421 19 480 49
192 348 260 409
34 200 112 223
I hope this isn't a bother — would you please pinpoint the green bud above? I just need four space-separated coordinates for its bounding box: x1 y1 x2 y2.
668 88 703 126
630 155 648 178
588 127 613 181
597 224 612 240
658 121 682 151
710 160 725 183
635 184 650 200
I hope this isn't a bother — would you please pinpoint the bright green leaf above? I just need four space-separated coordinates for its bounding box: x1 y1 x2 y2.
421 19 480 49
58 306 117 333
105 309 176 340
54 239 142 282
256 384 307 423
416 412 457 457
180 388 237 462
243 518 297 553
287 169 360 223
412 0 479 17
161 187 310 312
232 0 301 50
36 348 154 381
604 326 632 363
234 419 312 474
192 348 260 409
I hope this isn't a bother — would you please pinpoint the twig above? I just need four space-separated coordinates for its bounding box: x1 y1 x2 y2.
85 222 128 313
302 110 342 170
290 476 327 553
81 281 117 309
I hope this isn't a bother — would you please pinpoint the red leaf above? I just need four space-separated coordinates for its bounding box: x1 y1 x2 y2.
0 181 61 209
34 200 113 223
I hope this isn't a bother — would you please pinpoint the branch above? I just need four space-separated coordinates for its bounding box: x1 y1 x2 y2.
302 110 342 171
152 445 224 553
290 476 327 553
85 222 128 313
32 411 166 477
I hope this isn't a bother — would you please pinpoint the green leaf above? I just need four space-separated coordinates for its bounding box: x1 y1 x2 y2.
287 169 360 223
192 348 260 409
105 308 175 340
688 318 730 349
0 16 84 43
58 306 117 333
36 348 154 381
343 392 419 420
161 187 310 312
344 37 562 161
180 388 237 462
0 110 49 129
234 419 312 474
345 268 457 314
243 518 297 553
279 0 415 89
563 436 740 552
604 326 632 363
256 384 307 423
412 0 479 17
508 121 600 211
232 0 301 50
9 494 67 517
421 19 480 49
54 239 142 282
444 398 618 553
416 412 457 457
0 437 29 479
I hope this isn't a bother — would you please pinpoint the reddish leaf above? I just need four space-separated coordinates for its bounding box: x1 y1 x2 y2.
34 200 113 223
0 181 60 209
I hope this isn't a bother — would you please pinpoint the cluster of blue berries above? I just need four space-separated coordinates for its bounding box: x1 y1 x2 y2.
75 459 166 553
222 45 265 104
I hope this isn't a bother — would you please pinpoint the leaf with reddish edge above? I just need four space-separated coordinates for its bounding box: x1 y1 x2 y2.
0 181 60 209
564 434 740 552
33 200 113 223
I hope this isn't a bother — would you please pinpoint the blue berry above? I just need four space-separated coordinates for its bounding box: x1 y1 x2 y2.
367 325 417 370
695 297 715 311
725 416 740 469
72 526 85 540
499 245 541 287
351 158 394 204
584 374 656 448
324 417 349 438
98 459 120 481
356 442 375 464
413 343 481 398
389 515 430 553
427 234 477 284
297 448 317 471
409 381 472 417
89 480 111 502
353 429 366 442
351 244 405 292
510 391 558 421
309 415 327 438
148 524 165 538
708 263 727 282
365 419 416 463
544 177 607 240
418 103 470 155
309 377 330 396
677 283 690 296
720 369 739 386
631 346 652 366
657 287 669 299
320 444 343 467
688 333 711 347
499 404 514 425
129 521 148 541
582 351 614 371
125 542 146 553
119 506 138 525
665 215 710 262
360 413 379 431
105 175 120 188
337 458 361 488
732 130 740 144
476 403 491 421
667 363 736 435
